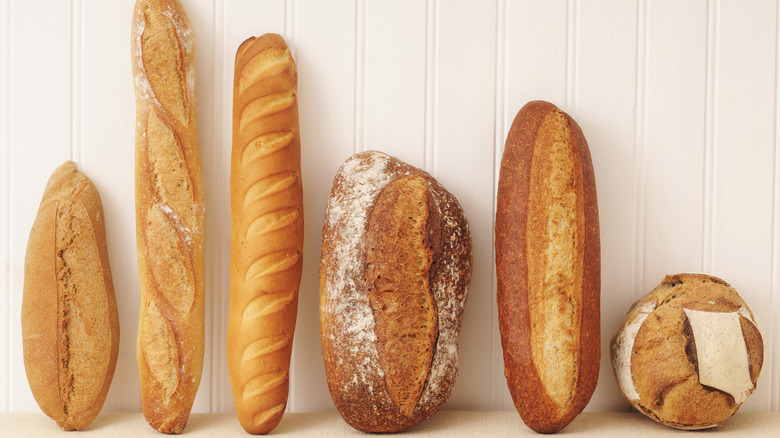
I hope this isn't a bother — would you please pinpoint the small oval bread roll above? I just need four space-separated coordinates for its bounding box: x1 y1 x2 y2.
611 273 765 429
22 161 120 431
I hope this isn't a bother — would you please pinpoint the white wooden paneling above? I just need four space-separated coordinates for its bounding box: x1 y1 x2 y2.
3 0 780 417
433 0 497 411
364 0 426 165
0 0 10 414
293 0 357 413
572 0 638 412
79 0 140 413
8 0 73 412
710 0 777 412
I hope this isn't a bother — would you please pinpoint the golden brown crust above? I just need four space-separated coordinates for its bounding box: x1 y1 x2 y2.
611 273 764 430
132 0 204 433
495 100 600 433
319 151 472 432
227 33 303 435
22 162 120 431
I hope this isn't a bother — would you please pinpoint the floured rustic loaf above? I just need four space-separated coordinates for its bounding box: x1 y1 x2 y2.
319 150 472 432
611 273 765 429
495 100 600 433
22 161 120 431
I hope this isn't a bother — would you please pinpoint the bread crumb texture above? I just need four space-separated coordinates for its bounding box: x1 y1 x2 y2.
619 274 764 429
526 110 582 411
366 175 439 416
55 197 111 426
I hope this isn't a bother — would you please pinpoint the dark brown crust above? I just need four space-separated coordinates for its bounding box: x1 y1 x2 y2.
320 151 472 432
22 162 120 431
495 100 600 433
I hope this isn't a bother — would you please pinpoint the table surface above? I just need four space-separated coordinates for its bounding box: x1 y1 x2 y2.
1 411 779 437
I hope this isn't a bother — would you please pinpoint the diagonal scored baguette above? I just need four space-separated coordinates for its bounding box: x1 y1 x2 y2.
227 33 304 434
131 0 205 433
495 100 600 433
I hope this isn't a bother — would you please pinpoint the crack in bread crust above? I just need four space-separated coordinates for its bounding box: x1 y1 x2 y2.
526 111 582 411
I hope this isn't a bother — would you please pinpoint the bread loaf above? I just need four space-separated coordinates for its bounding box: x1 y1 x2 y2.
611 274 765 429
227 33 303 434
495 100 600 433
131 0 204 433
319 151 472 432
22 161 120 431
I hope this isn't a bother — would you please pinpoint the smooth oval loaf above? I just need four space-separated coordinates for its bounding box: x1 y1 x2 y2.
320 151 472 433
22 161 120 431
132 0 205 433
611 274 765 429
228 33 303 435
495 100 600 433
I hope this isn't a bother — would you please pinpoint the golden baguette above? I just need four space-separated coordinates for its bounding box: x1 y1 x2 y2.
22 162 120 431
131 0 204 433
228 33 303 434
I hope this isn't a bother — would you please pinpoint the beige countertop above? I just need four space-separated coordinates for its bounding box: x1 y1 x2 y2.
2 411 779 437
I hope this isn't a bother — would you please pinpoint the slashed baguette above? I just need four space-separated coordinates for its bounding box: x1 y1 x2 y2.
495 100 600 433
22 162 120 431
227 34 303 434
131 0 205 433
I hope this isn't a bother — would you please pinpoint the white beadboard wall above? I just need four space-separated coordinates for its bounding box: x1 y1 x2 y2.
1 0 779 415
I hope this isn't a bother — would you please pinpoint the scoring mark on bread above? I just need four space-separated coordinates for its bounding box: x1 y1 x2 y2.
141 3 188 126
145 207 195 313
243 172 299 207
252 403 286 428
55 199 111 415
526 110 581 411
243 290 296 322
246 208 300 240
241 335 292 363
242 371 288 401
239 47 294 95
147 111 195 231
141 302 179 402
244 250 301 282
365 175 438 416
242 131 295 167
239 90 296 131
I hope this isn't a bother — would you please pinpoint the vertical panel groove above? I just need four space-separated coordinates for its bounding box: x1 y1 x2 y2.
70 0 81 163
702 0 718 273
1 0 10 414
489 0 506 410
424 0 437 174
632 0 648 297
352 0 365 154
565 0 577 108
211 0 225 413
772 0 780 411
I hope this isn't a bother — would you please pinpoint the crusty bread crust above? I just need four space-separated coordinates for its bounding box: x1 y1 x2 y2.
319 151 472 432
495 100 600 433
227 33 303 435
131 0 204 433
22 162 120 431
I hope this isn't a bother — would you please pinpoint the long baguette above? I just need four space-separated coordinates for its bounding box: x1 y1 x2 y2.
227 33 303 434
22 162 120 431
131 0 205 433
495 100 600 433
